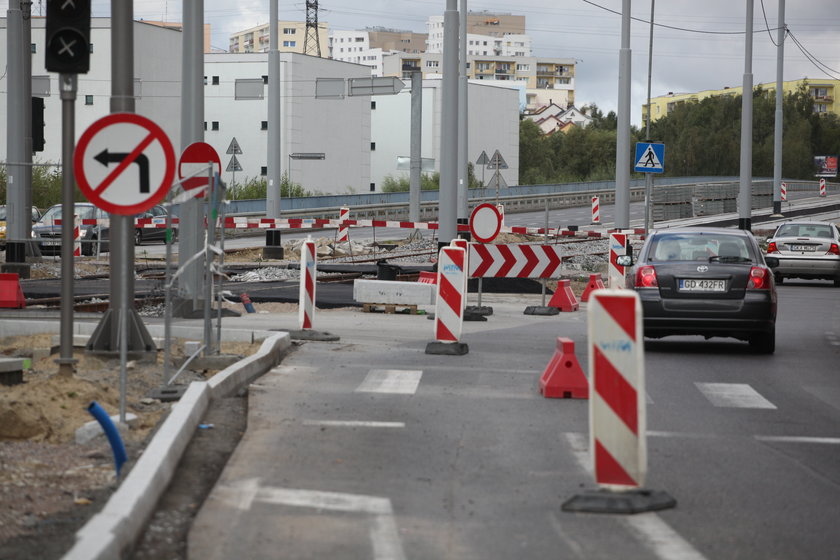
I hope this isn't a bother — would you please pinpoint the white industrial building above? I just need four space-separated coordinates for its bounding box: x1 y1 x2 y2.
3 17 519 196
0 18 182 166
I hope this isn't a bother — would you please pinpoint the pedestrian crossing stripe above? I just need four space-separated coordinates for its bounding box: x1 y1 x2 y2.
634 142 665 173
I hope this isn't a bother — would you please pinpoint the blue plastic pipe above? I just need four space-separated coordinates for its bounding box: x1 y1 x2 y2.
87 402 128 477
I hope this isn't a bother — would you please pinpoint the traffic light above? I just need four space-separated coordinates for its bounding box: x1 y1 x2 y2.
45 0 90 74
32 97 45 152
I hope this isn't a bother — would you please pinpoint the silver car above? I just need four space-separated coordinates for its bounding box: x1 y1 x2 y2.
765 221 840 286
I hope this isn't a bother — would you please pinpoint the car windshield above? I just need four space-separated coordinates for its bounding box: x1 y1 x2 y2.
775 224 833 238
650 233 751 262
40 205 98 222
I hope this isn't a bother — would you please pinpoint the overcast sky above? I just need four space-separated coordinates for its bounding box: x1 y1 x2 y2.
12 0 840 126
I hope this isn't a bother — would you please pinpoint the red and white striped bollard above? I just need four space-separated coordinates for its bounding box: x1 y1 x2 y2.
337 206 350 242
298 237 316 330
820 178 826 197
780 182 787 202
591 196 600 224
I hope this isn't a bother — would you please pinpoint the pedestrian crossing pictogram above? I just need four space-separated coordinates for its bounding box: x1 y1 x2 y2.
634 142 665 173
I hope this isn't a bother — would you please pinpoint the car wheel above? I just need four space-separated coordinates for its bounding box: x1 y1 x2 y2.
775 273 784 285
82 237 94 256
134 228 143 246
750 328 775 354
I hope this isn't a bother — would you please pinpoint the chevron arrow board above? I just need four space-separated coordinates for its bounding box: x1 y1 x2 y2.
468 244 563 278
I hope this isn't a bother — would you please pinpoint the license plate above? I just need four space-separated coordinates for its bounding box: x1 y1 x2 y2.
679 278 726 292
41 240 61 246
789 244 815 252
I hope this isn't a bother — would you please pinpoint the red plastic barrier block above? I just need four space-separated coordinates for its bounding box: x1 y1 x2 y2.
548 279 579 312
0 273 25 309
580 273 606 302
539 337 589 399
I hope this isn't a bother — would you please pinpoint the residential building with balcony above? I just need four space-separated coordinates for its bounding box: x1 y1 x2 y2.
229 21 329 55
382 52 575 110
643 78 840 125
329 28 427 77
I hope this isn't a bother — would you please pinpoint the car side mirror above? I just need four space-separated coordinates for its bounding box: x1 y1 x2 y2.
616 255 635 267
764 256 779 269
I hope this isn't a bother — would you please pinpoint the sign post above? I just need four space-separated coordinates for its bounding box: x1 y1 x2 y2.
634 142 665 233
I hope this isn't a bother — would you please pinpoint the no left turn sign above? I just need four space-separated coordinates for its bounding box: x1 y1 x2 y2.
74 113 176 215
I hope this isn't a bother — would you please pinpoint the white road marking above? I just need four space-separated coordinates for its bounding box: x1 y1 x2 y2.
303 420 406 428
755 435 840 445
217 480 405 560
695 382 777 409
356 369 422 394
562 433 708 560
623 513 709 560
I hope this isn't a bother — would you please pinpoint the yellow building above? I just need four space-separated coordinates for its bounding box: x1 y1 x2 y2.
643 78 839 125
229 21 329 56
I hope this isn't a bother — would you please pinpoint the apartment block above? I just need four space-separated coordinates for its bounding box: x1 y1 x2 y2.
229 21 329 55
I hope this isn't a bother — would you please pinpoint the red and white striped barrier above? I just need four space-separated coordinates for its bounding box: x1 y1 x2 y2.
433 246 466 343
608 232 628 289
298 238 316 330
780 182 787 202
450 239 469 310
73 216 81 257
591 196 600 224
820 178 826 197
51 217 180 229
588 290 646 488
468 244 563 278
337 207 350 242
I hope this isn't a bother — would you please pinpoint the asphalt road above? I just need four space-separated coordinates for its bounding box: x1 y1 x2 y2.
185 278 840 560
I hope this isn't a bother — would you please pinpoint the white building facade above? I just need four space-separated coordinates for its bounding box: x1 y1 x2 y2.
0 18 182 168
370 80 519 190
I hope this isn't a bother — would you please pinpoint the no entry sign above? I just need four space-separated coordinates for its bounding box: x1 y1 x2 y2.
74 113 176 215
179 141 222 198
469 203 502 243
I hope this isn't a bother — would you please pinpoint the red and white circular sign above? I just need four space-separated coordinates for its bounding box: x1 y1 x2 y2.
469 203 503 243
74 113 176 215
179 141 222 199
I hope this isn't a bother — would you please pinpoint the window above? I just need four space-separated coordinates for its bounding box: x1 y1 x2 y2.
370 142 376 151
211 121 219 131
283 40 296 47
212 76 219 85
89 43 93 53
355 37 364 42
283 28 296 34
85 95 93 105
203 122 207 130
370 183 376 192
204 76 208 85
426 60 439 68
371 101 376 110
261 121 268 130
235 78 264 100
30 43 36 53
261 166 268 176
262 75 268 84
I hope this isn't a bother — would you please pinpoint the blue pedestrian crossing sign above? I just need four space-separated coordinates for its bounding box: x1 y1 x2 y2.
634 142 665 173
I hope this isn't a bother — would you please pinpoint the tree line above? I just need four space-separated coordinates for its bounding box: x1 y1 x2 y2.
519 84 840 184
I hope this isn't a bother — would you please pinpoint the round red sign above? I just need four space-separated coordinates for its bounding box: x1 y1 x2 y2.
469 203 503 244
179 142 222 198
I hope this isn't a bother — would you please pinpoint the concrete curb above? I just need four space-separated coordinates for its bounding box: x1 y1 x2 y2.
60 331 291 560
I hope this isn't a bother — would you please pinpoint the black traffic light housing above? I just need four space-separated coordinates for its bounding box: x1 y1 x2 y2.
32 97 45 152
45 0 91 74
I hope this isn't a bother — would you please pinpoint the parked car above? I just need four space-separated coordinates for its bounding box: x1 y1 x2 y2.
32 203 110 256
764 220 840 286
0 205 41 250
134 204 176 246
624 227 779 353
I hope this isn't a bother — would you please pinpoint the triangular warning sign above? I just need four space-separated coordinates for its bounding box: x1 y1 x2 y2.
636 145 662 170
226 137 243 155
226 154 242 172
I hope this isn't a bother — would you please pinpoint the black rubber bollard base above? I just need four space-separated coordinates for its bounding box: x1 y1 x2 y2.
425 341 469 355
561 488 677 514
524 306 559 316
465 305 493 316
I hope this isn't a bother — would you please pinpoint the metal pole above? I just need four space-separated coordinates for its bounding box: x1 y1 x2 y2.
267 0 282 218
22 0 34 256
56 74 77 376
644 0 655 234
541 199 548 306
457 0 469 222
614 0 632 229
177 0 204 312
439 0 459 244
409 71 422 223
163 193 174 384
738 0 754 231
204 165 214 355
772 0 785 216
216 174 226 352
4 4 26 264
